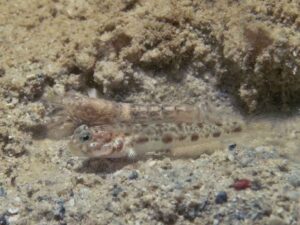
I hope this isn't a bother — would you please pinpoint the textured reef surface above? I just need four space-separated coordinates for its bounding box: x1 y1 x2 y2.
0 0 299 224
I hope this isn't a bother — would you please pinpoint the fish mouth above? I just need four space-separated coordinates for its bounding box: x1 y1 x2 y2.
88 150 113 158
87 144 115 158
69 135 126 159
68 140 88 158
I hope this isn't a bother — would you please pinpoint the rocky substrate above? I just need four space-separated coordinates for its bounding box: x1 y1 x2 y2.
0 141 299 225
0 0 300 224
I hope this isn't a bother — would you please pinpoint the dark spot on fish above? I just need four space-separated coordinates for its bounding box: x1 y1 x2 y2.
168 126 178 133
191 133 199 141
162 133 173 143
131 110 139 117
232 126 242 132
145 129 155 135
124 132 131 136
149 111 159 117
135 136 149 144
163 106 175 113
178 134 186 141
165 149 172 155
177 123 184 130
149 106 161 117
215 121 222 126
212 131 221 137
197 123 203 128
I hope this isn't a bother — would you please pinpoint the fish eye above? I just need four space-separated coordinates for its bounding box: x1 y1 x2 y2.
79 131 91 142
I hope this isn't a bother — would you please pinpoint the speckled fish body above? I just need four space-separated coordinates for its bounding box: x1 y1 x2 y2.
46 93 300 160
56 93 246 159
69 119 244 159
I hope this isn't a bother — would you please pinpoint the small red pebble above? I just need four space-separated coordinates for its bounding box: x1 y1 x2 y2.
231 179 251 190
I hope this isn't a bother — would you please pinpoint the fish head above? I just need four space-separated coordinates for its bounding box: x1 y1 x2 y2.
69 124 127 158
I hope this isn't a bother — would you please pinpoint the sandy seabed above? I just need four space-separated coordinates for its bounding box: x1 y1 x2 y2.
0 0 300 224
